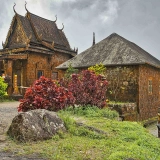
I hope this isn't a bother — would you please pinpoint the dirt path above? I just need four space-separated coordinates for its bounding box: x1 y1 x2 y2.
0 101 47 160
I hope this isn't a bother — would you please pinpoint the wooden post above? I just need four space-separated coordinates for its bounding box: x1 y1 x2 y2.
12 74 20 95
5 60 13 95
157 107 160 138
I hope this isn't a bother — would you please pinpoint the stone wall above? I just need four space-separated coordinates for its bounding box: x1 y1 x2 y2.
138 64 160 120
105 65 139 102
108 103 137 121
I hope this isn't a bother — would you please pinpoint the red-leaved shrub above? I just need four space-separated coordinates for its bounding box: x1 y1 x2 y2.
67 70 108 108
18 76 75 112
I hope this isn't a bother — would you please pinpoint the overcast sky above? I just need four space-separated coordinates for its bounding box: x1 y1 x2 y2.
0 0 160 59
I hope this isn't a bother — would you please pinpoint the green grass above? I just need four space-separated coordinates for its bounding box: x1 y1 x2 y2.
4 106 160 160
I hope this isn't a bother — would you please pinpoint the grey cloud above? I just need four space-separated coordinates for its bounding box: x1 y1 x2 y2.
0 0 160 60
50 0 119 24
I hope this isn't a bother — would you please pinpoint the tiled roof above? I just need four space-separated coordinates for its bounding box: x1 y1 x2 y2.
28 13 70 50
57 33 160 69
18 15 37 43
3 11 75 55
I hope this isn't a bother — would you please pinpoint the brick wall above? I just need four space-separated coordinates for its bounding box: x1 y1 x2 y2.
105 65 139 103
26 51 71 86
108 103 137 121
138 64 160 120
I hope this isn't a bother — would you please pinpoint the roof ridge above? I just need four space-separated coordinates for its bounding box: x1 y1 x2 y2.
28 12 56 23
17 14 25 18
17 15 29 41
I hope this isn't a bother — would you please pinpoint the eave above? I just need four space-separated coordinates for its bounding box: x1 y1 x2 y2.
56 62 160 70
0 43 76 57
53 47 77 56
0 47 26 54
0 53 27 60
0 46 53 55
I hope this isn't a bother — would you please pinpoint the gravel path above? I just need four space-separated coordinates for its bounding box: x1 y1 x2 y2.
0 101 19 135
0 101 47 160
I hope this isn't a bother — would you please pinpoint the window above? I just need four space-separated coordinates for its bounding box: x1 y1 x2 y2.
51 72 58 80
37 70 44 79
148 78 153 94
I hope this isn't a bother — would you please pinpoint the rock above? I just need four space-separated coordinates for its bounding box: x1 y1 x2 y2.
0 135 6 142
7 109 66 142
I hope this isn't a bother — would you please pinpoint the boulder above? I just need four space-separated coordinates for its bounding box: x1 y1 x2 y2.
7 109 66 142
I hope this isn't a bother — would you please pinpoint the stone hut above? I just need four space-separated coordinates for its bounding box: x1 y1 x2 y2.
57 33 160 121
0 3 77 95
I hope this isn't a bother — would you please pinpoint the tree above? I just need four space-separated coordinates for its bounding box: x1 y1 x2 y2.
64 63 78 80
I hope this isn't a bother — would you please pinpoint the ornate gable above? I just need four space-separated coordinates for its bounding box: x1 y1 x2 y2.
6 15 28 49
2 15 16 49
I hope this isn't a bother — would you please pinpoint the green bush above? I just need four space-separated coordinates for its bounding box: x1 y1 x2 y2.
88 63 106 75
64 63 78 80
0 76 8 99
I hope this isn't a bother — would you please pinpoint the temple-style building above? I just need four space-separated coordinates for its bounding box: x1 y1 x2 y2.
0 3 77 95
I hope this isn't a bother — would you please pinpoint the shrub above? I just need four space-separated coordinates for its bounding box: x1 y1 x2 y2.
59 63 78 88
0 76 8 99
64 63 78 80
88 63 106 75
18 76 75 112
67 70 108 108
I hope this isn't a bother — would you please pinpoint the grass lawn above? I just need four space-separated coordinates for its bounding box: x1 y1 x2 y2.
4 106 160 160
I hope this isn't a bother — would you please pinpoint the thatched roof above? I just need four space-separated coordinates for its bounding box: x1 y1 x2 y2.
57 33 160 69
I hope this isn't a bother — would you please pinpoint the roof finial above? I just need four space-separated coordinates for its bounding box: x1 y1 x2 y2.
2 41 5 48
60 23 64 31
92 32 95 46
13 3 17 14
76 47 78 53
25 1 29 12
54 15 57 22
52 41 54 48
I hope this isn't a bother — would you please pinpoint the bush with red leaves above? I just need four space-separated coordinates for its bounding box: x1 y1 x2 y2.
18 76 75 112
67 70 108 108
